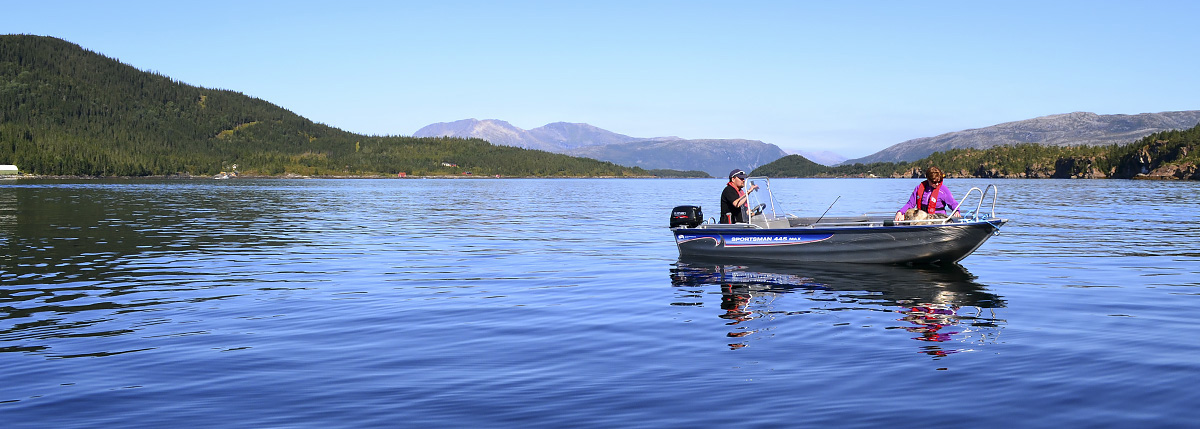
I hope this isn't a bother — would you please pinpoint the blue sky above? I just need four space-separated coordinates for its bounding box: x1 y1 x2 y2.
6 0 1198 158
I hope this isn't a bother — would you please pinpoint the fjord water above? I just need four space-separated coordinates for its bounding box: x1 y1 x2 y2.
1 178 1198 428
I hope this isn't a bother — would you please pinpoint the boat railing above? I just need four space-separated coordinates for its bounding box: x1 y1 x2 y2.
953 184 998 220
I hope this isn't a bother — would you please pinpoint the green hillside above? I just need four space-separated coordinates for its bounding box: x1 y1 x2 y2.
0 35 670 177
746 152 828 177
753 123 1200 180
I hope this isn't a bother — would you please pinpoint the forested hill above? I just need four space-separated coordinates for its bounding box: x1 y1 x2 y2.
753 122 1200 180
844 110 1200 165
0 35 680 177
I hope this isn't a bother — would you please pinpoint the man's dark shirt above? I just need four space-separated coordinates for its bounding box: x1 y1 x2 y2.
720 183 746 224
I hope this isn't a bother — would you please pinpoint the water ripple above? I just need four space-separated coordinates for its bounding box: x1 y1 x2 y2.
1 178 1198 428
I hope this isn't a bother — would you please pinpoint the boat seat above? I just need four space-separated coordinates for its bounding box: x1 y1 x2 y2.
750 217 791 229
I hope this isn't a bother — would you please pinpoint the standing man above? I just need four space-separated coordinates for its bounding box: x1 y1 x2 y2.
720 169 759 224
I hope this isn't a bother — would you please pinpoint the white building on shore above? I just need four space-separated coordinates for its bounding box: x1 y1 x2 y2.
0 165 17 175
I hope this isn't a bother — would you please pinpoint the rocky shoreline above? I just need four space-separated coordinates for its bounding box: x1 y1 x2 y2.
885 162 1199 180
882 139 1200 180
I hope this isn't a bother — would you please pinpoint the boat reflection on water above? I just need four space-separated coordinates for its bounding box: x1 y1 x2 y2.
670 257 1006 356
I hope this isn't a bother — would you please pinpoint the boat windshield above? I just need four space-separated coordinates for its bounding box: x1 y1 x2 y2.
744 176 781 219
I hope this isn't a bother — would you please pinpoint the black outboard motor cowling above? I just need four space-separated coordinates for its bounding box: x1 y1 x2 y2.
670 205 704 228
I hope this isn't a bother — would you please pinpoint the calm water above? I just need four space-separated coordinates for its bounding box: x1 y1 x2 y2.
1 178 1198 428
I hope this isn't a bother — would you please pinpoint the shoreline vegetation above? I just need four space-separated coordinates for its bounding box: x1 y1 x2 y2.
2 35 1197 181
753 124 1200 181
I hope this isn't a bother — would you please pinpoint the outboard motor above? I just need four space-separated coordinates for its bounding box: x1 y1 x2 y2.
670 205 704 228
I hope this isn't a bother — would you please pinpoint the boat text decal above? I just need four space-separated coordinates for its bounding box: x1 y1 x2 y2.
722 234 833 247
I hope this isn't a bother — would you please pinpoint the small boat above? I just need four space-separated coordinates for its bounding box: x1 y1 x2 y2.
670 177 1007 265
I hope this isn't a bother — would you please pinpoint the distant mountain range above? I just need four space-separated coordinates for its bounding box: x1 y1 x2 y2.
417 111 1200 175
845 111 1200 165
789 150 847 166
414 119 790 177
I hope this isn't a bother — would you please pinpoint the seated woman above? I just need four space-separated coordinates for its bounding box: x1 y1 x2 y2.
894 166 959 222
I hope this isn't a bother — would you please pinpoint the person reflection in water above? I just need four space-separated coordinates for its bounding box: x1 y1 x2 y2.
899 304 961 357
720 284 754 349
895 166 959 222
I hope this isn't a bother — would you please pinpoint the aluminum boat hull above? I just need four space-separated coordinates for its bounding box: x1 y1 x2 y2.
672 218 1006 265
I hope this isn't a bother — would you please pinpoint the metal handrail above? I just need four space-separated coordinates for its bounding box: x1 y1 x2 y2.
952 184 998 220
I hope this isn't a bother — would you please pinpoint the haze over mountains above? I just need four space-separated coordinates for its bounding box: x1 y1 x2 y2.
414 119 654 152
846 111 1200 164
566 139 788 178
788 150 847 166
414 119 790 177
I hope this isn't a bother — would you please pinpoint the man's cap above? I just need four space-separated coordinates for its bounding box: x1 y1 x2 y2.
729 169 747 180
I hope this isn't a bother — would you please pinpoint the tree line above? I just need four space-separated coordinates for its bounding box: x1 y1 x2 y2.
754 123 1200 180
